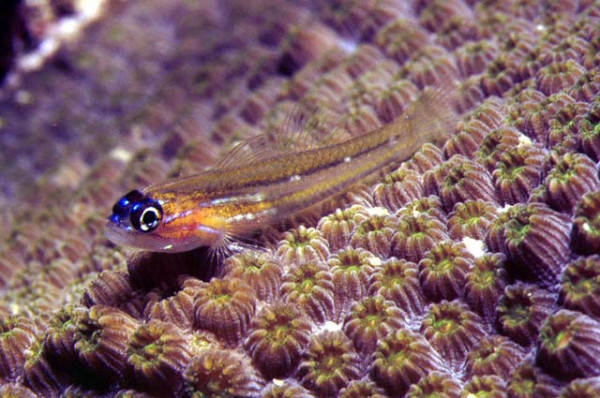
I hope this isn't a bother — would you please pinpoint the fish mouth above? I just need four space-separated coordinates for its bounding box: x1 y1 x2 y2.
104 220 132 246
103 219 198 253
104 220 157 251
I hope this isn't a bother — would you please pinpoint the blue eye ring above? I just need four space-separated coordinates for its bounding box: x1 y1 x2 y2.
130 198 163 233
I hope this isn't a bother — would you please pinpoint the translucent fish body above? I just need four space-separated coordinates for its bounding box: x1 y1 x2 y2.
105 87 456 253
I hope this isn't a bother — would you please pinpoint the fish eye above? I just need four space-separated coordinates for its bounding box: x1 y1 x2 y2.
112 190 144 218
130 199 163 233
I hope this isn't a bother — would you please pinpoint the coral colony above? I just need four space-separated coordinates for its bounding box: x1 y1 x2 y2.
1 0 600 397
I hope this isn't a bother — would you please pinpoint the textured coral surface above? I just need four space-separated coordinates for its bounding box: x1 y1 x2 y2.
1 0 600 397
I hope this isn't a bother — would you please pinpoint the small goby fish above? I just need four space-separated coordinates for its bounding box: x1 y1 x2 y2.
105 86 456 253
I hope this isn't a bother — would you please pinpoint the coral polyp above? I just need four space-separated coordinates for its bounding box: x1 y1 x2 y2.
537 309 600 381
348 212 396 259
280 261 336 323
73 305 139 382
541 153 600 214
454 40 498 78
145 278 197 329
492 143 546 205
443 119 489 158
406 144 445 173
44 306 84 366
418 240 474 302
462 375 507 398
464 253 508 323
447 200 498 240
317 205 369 252
571 189 600 255
475 126 522 172
193 278 257 346
398 195 447 222
465 334 527 379
376 79 419 123
560 255 600 319
579 117 600 162
276 226 330 264
0 316 37 382
126 320 191 394
222 250 283 301
328 246 377 315
536 59 586 95
82 270 142 316
375 18 428 63
486 203 571 284
391 213 450 263
371 167 423 212
405 371 462 397
261 381 314 398
560 377 600 398
342 295 405 355
297 330 362 396
420 300 487 370
506 359 563 398
496 283 555 347
339 379 387 398
244 302 312 378
22 337 68 397
424 155 497 211
481 55 517 97
570 67 600 102
403 46 459 89
437 14 476 50
368 257 425 317
184 349 264 397
372 329 443 396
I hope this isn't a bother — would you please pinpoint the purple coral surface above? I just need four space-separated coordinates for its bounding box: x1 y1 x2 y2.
1 0 600 397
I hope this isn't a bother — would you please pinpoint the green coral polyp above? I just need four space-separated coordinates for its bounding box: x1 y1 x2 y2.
298 331 362 396
466 335 526 379
281 261 335 323
537 310 600 380
506 220 531 245
184 349 263 397
572 190 600 255
421 300 486 370
392 213 449 263
418 241 473 302
244 302 312 380
497 283 554 347
342 295 405 354
463 375 507 397
507 359 563 398
194 278 257 346
448 200 498 240
277 226 330 264
560 255 600 318
369 258 425 316
126 320 191 393
405 371 462 397
372 329 441 396
488 203 571 283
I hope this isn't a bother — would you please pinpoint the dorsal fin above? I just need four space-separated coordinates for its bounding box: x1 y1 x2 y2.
216 101 349 169
215 134 276 169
